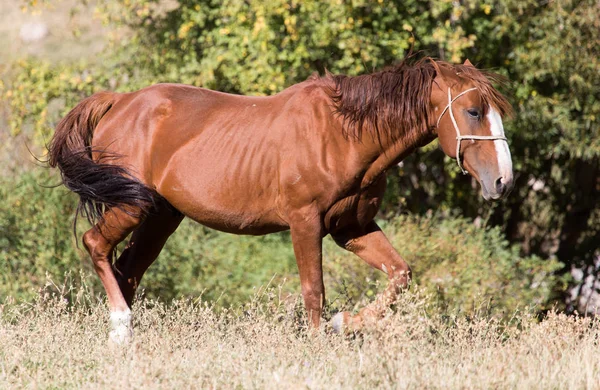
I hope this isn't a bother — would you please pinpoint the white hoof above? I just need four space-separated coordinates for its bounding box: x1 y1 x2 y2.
331 312 345 334
109 309 133 345
109 326 133 345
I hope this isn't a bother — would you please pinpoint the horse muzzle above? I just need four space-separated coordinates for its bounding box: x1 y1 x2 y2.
481 174 514 201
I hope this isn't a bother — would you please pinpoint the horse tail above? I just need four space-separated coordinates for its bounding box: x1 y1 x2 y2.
48 92 158 228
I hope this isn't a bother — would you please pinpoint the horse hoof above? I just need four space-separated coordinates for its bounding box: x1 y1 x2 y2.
108 326 133 346
109 309 133 346
331 312 346 334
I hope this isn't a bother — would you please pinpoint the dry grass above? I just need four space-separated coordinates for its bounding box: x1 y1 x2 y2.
1 281 599 389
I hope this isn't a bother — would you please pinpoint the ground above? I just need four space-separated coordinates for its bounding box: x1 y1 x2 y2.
1 285 598 388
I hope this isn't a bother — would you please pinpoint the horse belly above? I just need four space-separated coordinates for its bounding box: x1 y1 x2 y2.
169 192 288 235
182 194 288 235
155 153 288 236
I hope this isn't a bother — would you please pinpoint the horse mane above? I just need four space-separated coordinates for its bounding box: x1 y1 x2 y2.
325 58 511 143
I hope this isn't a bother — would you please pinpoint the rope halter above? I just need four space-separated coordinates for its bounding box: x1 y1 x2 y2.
436 87 508 175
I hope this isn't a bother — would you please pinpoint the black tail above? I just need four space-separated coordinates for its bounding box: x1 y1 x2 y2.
48 92 158 229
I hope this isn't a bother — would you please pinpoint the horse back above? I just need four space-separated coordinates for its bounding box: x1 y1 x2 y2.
91 81 351 234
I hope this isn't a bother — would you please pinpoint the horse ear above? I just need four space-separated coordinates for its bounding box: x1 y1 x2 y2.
463 59 474 67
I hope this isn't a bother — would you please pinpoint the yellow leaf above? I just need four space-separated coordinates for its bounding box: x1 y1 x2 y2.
178 22 194 39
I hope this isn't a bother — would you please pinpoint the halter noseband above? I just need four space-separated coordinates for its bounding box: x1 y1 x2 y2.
436 87 508 175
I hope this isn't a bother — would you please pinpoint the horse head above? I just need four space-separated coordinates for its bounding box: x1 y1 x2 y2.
431 59 514 200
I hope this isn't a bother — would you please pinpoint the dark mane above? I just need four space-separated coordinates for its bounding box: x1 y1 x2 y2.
326 58 511 143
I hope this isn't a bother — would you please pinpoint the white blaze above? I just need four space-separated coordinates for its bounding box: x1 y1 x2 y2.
487 108 513 182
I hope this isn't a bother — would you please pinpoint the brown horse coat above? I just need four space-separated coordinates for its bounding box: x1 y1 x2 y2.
49 59 512 341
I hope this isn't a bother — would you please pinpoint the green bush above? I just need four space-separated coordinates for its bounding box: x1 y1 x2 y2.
324 214 566 319
1 169 565 319
0 169 97 299
145 222 298 307
3 0 597 312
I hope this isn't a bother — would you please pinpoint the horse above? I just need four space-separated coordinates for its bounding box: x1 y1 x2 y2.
49 58 513 343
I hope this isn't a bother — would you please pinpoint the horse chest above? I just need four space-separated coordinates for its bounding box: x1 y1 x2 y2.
323 175 386 233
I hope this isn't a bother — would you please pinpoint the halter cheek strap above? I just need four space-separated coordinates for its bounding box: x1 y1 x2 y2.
436 87 508 175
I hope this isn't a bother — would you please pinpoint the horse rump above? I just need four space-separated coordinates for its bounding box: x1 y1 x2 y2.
48 92 158 228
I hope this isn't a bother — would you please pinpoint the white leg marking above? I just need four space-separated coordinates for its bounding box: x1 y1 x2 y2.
487 107 513 182
331 312 345 334
109 308 133 345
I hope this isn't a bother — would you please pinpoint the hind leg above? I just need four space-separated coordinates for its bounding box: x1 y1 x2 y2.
113 205 183 306
82 207 144 344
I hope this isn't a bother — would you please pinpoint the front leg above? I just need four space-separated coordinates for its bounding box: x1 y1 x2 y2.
289 208 325 329
330 221 411 333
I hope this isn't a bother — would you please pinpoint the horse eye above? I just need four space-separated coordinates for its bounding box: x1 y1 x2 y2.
467 108 481 119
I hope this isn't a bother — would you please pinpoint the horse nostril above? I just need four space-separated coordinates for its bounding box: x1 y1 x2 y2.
495 177 506 195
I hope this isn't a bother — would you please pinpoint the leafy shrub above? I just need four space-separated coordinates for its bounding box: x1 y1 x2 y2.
0 169 98 299
324 214 567 319
145 222 297 307
4 0 598 312
0 169 565 319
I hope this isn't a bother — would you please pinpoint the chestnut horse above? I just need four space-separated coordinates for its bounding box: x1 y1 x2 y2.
49 58 513 343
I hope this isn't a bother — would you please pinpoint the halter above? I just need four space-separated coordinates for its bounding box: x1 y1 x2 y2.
436 87 508 175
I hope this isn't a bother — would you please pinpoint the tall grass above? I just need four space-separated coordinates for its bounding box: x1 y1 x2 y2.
0 281 598 389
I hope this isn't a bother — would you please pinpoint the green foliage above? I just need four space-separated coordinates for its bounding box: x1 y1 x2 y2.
141 213 566 318
0 169 298 305
2 59 109 144
142 212 567 319
0 169 97 299
0 170 562 318
325 214 565 318
1 0 598 312
146 222 298 306
394 215 566 315
97 0 416 93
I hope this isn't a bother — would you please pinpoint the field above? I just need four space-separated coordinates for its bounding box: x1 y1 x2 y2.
1 285 599 389
1 1 599 388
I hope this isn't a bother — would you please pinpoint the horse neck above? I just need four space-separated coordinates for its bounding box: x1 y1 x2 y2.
354 126 436 188
326 67 437 187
